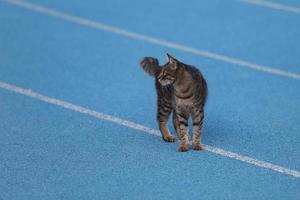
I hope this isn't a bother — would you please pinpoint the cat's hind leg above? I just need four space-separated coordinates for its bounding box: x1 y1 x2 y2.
172 110 180 139
191 105 204 151
176 108 190 152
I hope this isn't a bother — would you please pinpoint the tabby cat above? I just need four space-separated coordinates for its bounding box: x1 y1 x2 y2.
140 54 208 152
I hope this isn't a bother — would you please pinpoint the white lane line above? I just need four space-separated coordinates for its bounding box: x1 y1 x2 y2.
2 0 300 81
240 0 300 14
1 81 300 179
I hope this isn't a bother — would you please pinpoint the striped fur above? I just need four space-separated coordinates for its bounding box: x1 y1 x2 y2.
140 54 208 152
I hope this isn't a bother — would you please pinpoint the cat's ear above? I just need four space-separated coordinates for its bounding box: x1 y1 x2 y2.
166 53 178 69
166 53 177 63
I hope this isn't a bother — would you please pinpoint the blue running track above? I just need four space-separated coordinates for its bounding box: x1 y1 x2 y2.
0 0 300 199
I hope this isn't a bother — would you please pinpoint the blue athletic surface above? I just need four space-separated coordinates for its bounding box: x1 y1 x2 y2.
0 0 300 199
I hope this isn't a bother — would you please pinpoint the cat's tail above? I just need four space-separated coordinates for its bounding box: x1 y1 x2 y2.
140 57 162 77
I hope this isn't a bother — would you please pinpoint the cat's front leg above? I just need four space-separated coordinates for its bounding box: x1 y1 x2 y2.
157 106 176 143
176 108 189 152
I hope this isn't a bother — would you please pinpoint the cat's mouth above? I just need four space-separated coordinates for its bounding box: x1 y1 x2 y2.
159 79 172 86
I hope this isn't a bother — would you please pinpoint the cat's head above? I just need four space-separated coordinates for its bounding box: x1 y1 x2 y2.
157 53 181 86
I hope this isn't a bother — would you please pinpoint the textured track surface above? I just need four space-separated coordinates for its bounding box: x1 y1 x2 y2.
0 0 299 199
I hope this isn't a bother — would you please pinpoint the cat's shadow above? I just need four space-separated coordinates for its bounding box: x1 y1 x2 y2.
201 111 249 148
202 117 229 146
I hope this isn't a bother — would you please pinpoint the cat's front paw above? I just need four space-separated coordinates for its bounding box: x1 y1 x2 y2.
192 143 203 151
177 144 189 152
163 135 176 143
